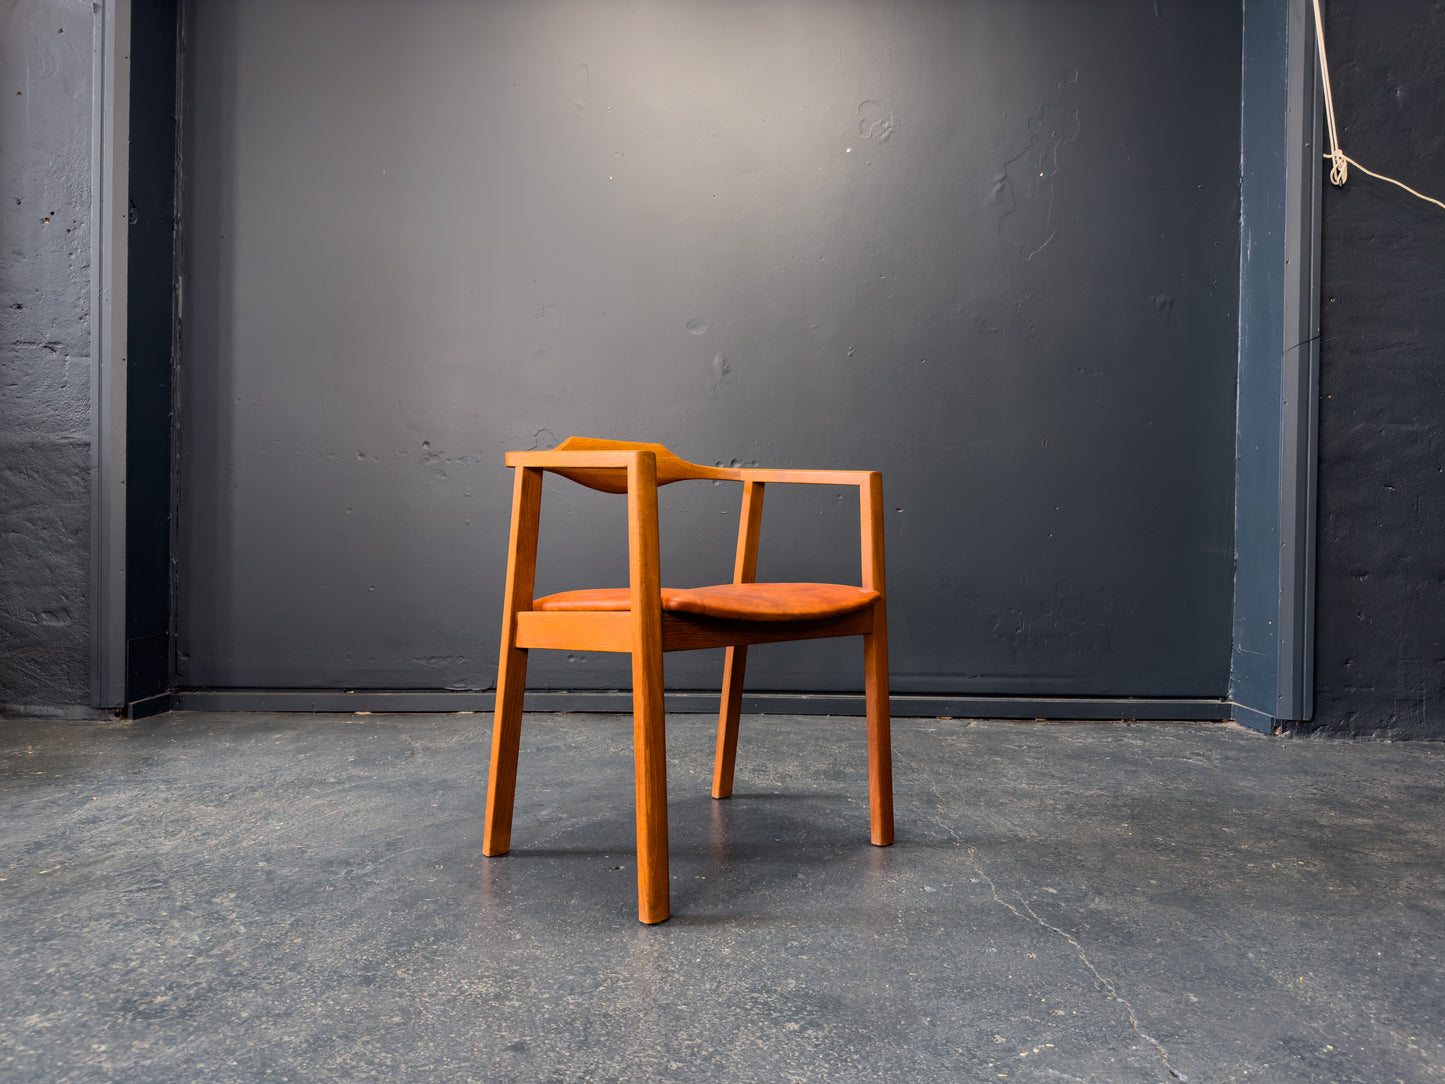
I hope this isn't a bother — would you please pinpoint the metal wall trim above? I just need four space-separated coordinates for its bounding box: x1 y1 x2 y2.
1277 0 1323 721
1229 0 1322 726
90 0 132 708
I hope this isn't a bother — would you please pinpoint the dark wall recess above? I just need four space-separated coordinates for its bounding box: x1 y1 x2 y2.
124 0 180 707
1308 0 1445 739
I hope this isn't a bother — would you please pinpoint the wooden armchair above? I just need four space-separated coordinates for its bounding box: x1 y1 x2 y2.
482 437 893 923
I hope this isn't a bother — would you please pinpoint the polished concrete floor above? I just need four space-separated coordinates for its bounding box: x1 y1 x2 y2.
2 710 1443 1083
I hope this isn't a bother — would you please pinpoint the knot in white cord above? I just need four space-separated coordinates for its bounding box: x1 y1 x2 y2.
1312 0 1444 210
1328 147 1348 187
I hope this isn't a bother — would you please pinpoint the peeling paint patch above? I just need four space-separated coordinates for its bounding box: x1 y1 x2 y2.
857 99 898 143
571 61 589 112
994 69 1082 261
1025 232 1057 261
706 353 731 396
419 441 487 478
413 655 470 668
989 581 1116 661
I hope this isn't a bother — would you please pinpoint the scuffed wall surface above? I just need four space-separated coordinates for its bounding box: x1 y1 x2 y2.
1311 0 1445 738
0 0 95 707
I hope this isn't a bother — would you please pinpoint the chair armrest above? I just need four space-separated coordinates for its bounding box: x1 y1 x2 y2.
506 439 874 490
726 469 886 595
505 449 643 469
732 467 879 487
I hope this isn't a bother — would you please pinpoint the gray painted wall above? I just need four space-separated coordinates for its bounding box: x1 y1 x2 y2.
177 0 1243 699
0 0 94 711
1310 0 1445 739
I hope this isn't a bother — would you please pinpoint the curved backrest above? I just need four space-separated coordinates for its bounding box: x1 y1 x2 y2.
543 436 733 493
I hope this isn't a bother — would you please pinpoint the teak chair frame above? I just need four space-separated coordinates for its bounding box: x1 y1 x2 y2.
482 437 893 924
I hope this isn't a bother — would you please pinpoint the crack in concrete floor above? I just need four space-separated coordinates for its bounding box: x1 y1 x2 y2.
968 852 1187 1081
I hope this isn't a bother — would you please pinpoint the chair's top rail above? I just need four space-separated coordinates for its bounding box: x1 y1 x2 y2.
505 437 875 493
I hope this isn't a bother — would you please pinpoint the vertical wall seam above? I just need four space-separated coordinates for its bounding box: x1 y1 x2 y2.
167 1 188 693
1228 0 1250 708
89 0 105 705
1276 0 1322 720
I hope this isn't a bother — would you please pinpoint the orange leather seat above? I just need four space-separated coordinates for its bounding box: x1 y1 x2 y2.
534 583 880 622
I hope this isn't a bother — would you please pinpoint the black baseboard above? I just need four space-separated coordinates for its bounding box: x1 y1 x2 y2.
125 691 174 720
160 688 1234 721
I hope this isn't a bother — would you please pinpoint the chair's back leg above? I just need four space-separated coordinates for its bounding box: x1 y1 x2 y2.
484 467 543 857
713 480 765 800
712 645 747 798
859 473 894 847
863 609 894 847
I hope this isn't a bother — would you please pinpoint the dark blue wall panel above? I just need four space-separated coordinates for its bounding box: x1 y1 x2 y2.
1232 0 1291 719
1231 0 1321 729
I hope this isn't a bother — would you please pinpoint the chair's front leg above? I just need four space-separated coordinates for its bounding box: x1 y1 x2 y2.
632 645 670 923
628 450 671 923
858 473 894 846
483 466 543 857
483 643 529 855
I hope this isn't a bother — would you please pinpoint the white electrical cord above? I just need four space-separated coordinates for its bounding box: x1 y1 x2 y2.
1311 0 1445 211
